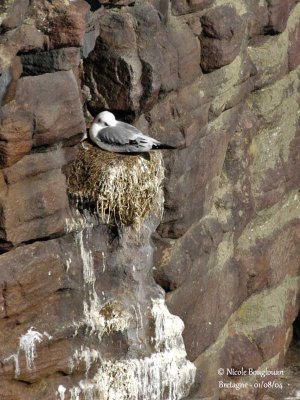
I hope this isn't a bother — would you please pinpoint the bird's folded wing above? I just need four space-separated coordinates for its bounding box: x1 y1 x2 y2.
116 122 160 145
117 121 142 135
97 125 152 147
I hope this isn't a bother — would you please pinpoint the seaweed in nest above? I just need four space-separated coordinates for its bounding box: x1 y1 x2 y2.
67 143 164 227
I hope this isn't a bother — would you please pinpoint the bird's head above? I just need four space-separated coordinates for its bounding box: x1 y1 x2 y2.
93 111 117 129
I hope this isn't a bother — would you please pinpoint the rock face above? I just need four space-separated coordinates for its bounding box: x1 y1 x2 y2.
0 0 299 399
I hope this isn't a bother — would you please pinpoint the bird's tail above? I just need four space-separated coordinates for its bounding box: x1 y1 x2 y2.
152 143 176 150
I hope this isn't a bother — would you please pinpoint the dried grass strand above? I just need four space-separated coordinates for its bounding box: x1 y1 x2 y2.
67 143 164 227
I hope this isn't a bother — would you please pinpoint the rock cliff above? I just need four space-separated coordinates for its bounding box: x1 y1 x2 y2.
0 0 299 399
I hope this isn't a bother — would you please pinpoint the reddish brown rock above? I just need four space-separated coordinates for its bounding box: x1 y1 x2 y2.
226 334 263 371
247 0 297 40
1 24 48 57
133 3 180 103
0 216 172 398
0 148 70 245
158 106 240 238
0 171 68 245
137 35 178 110
94 11 137 50
288 23 300 70
168 24 201 85
0 238 85 387
286 128 300 188
33 0 90 49
149 0 170 22
192 343 235 399
171 0 213 16
0 0 29 31
265 0 291 34
0 0 89 60
201 6 242 40
86 48 143 112
200 5 243 72
167 256 242 361
154 216 223 291
248 0 298 37
15 71 85 147
99 0 133 4
187 15 203 37
85 11 143 112
219 385 258 400
223 108 258 235
254 327 288 362
146 96 185 147
247 1 269 38
0 108 33 167
2 147 70 185
85 4 180 113
0 240 67 317
235 222 300 299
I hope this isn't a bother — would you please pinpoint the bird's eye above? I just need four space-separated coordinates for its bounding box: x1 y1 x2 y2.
97 119 101 123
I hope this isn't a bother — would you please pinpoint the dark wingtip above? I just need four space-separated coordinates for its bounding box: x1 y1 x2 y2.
152 143 177 150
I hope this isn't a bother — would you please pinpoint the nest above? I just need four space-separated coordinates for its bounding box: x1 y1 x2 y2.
67 143 164 227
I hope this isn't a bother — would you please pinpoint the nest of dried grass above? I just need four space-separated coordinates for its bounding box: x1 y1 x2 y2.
67 143 164 227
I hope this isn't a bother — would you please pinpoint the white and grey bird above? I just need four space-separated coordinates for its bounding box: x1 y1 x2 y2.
89 111 175 153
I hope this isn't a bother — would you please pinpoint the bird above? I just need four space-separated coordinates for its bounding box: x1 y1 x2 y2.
89 111 176 153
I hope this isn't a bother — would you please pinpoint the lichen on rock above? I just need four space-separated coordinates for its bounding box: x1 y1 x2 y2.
67 143 164 227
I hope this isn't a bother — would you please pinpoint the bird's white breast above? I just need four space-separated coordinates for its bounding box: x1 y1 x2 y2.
90 123 102 143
